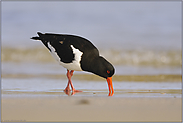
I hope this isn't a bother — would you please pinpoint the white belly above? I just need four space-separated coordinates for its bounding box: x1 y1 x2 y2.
48 42 83 71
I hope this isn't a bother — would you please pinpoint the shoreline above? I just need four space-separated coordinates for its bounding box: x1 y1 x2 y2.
2 73 182 82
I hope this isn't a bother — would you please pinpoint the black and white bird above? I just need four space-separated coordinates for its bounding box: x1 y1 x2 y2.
31 32 115 96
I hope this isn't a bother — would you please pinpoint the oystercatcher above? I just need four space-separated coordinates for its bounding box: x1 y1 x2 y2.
31 32 115 96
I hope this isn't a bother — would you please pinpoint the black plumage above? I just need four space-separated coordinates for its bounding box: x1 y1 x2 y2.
31 32 115 96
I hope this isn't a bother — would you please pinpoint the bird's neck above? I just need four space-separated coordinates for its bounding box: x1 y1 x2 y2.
80 56 106 78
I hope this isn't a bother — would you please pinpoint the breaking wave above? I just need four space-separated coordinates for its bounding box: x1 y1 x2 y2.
2 47 182 67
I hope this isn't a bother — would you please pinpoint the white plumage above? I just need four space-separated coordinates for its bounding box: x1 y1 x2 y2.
48 42 83 71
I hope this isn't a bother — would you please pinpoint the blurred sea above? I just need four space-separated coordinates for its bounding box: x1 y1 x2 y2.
2 1 181 69
1 1 182 97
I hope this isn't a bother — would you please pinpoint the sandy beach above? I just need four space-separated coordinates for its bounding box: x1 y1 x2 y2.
1 72 182 122
1 96 181 122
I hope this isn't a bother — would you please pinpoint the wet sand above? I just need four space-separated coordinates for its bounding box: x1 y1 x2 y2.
2 96 181 122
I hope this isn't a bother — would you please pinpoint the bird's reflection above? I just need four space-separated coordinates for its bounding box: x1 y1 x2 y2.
64 90 82 96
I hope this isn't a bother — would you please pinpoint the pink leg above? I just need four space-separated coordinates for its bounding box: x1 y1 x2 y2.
64 70 82 94
63 70 72 92
63 81 71 92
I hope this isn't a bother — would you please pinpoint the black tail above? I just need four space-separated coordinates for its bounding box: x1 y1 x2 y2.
30 32 43 40
30 36 40 40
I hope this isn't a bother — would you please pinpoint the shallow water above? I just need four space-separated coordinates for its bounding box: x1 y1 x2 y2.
2 76 181 98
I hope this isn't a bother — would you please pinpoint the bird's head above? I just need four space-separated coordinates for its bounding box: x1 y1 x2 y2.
88 56 115 96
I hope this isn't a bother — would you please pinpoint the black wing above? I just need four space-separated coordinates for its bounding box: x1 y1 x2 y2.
31 32 99 64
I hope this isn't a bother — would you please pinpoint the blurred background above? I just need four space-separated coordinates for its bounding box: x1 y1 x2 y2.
2 1 181 75
1 1 182 96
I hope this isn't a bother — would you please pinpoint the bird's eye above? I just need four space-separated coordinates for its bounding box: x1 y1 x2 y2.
107 70 110 74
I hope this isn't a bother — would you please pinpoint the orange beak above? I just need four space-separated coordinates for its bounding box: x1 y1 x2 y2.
106 77 114 96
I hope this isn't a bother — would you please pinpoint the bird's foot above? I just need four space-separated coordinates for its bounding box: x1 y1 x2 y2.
71 89 82 95
63 87 71 92
72 89 82 92
64 87 71 96
64 91 71 96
